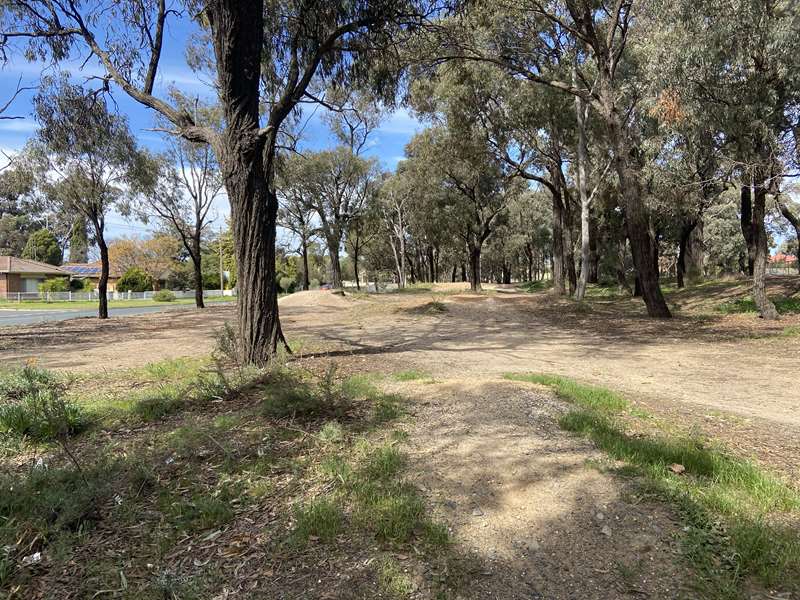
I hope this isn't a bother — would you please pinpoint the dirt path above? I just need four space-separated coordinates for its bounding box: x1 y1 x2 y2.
2 289 798 475
397 377 689 599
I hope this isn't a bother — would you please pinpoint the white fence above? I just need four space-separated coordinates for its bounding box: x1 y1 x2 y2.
0 289 237 303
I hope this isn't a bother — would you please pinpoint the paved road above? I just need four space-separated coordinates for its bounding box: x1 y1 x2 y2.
0 303 228 327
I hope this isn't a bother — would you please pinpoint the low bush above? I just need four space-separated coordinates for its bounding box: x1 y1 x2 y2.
153 290 176 302
38 277 70 293
0 365 87 441
117 267 154 293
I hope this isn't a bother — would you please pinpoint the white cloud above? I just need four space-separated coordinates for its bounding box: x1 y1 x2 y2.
378 108 423 135
0 119 37 133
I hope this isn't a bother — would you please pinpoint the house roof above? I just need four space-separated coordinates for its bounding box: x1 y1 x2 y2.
62 261 123 279
0 256 70 276
770 252 797 264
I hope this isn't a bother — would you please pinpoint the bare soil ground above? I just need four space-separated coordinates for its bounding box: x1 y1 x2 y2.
2 282 798 479
2 280 799 598
398 377 690 599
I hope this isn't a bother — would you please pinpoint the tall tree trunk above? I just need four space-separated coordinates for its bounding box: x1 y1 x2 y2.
210 0 284 365
328 242 343 290
676 221 696 289
588 213 599 284
616 238 631 295
451 264 457 282
563 187 577 296
469 244 482 291
192 234 205 308
752 180 778 319
461 262 467 282
574 85 591 301
353 244 361 291
551 176 566 296
687 217 705 283
740 186 756 276
604 96 670 317
97 230 109 319
301 239 310 291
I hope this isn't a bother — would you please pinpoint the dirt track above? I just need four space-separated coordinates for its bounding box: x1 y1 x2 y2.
2 287 798 476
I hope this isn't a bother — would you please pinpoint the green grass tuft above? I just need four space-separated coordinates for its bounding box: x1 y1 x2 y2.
292 498 343 543
393 370 430 382
503 373 629 413
515 372 800 597
718 296 800 315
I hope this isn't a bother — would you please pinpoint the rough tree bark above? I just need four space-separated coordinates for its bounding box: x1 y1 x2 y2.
301 238 310 290
207 1 285 363
96 228 109 319
191 234 205 308
468 243 482 291
777 197 800 275
574 83 591 301
550 169 566 296
740 186 756 276
751 180 778 319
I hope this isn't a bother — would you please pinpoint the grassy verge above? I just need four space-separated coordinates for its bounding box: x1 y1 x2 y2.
0 296 234 311
718 296 800 314
0 353 459 598
504 372 800 599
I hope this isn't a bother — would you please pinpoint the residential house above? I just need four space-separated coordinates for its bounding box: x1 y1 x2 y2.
0 256 71 298
61 260 123 291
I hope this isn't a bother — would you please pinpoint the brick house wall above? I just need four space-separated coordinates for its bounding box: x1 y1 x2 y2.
0 273 22 295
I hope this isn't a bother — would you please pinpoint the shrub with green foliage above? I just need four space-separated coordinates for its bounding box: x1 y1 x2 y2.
117 267 154 292
279 276 296 294
38 277 70 293
153 290 176 302
0 365 87 441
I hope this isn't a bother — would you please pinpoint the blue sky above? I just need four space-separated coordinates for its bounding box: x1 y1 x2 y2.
0 16 422 242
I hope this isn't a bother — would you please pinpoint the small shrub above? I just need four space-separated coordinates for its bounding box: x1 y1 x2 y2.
0 365 87 441
153 290 176 302
279 276 296 294
38 277 70 293
117 267 154 293
318 421 345 444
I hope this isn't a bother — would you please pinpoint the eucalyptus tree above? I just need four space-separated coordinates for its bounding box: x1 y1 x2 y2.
378 170 412 288
276 158 318 292
1 0 433 363
432 1 672 316
777 197 800 274
645 0 800 318
30 77 150 319
140 109 224 308
293 148 380 290
404 125 520 291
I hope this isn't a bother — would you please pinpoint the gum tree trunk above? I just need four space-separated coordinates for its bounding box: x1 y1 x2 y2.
751 181 778 319
97 230 109 319
192 234 205 308
574 86 591 301
600 82 670 317
301 239 310 291
223 149 283 364
740 186 756 276
550 175 566 296
469 244 482 291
